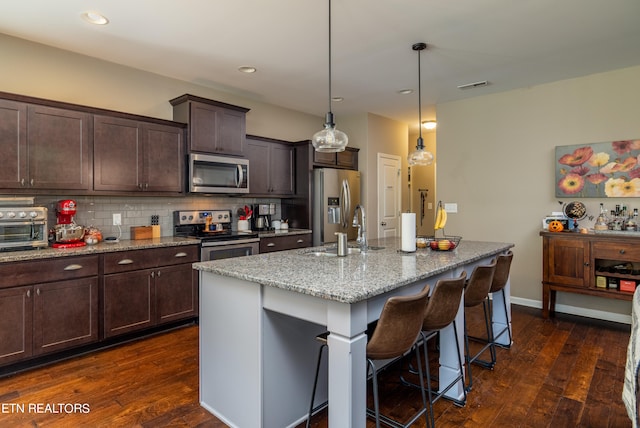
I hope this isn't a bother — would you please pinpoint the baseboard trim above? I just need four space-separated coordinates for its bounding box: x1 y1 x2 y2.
510 296 632 325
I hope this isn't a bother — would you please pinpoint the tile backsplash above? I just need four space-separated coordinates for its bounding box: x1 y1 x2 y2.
31 195 282 240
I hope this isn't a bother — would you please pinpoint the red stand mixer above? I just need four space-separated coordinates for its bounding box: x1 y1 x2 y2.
52 199 86 248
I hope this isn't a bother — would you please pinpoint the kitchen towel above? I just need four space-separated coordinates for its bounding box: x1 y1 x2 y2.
401 213 416 252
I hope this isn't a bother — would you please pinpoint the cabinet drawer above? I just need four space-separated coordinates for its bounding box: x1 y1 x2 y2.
152 245 199 266
0 255 99 289
260 234 312 253
592 241 640 262
103 245 199 274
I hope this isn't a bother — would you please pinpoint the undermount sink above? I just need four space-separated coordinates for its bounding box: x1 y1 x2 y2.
305 246 384 257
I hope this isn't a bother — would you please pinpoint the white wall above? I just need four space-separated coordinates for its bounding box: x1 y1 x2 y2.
0 34 320 141
437 65 640 319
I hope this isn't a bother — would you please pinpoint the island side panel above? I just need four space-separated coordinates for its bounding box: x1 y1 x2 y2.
199 272 262 428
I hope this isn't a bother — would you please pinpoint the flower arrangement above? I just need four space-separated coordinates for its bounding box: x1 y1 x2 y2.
555 140 640 197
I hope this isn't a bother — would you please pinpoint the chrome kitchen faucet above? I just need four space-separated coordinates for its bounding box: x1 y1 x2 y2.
352 204 367 251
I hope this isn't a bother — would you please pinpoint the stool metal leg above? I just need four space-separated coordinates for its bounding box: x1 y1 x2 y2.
306 343 327 428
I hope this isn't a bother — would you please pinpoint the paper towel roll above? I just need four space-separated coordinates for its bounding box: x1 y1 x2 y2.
401 213 416 252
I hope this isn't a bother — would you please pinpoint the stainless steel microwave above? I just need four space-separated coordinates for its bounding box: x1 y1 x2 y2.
189 153 249 194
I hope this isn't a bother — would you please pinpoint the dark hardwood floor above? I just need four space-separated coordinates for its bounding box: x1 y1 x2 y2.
0 304 632 427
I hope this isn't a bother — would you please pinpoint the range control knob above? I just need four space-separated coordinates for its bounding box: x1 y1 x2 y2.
18 211 27 218
29 211 38 218
0 212 4 218
7 212 16 218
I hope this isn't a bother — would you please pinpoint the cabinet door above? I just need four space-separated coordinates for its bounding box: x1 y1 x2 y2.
217 108 246 156
246 139 270 194
94 115 143 191
156 264 198 324
0 99 27 188
103 269 155 338
190 102 245 156
0 286 32 365
27 105 91 190
33 277 98 356
270 144 294 195
337 148 358 170
260 234 312 253
547 237 590 287
142 123 184 192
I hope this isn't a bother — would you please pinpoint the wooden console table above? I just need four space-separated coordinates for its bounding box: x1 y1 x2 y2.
541 231 638 318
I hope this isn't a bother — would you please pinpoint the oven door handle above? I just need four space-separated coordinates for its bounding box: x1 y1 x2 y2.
201 238 260 247
4 220 46 227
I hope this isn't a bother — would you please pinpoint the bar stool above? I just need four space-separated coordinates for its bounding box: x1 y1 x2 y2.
488 250 514 349
408 272 467 428
306 284 431 428
463 251 514 391
462 260 497 392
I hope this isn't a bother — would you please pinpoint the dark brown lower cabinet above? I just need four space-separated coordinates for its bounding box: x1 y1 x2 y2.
0 286 33 365
0 245 198 369
33 278 99 356
102 246 199 339
0 255 99 366
103 269 154 338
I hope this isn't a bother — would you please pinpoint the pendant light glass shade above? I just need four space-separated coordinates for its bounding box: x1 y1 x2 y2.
312 0 348 153
407 43 434 166
313 112 348 152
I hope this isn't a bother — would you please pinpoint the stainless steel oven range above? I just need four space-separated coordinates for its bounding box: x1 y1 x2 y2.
0 197 48 251
173 210 259 261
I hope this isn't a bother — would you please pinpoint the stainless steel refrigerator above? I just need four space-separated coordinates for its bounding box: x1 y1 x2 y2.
313 168 361 246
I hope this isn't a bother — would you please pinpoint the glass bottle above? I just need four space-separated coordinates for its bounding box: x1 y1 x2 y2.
594 203 609 231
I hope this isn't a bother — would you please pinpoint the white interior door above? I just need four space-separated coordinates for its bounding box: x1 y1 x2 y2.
377 154 401 238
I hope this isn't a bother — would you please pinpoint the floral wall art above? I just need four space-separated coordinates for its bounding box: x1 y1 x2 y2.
555 140 640 197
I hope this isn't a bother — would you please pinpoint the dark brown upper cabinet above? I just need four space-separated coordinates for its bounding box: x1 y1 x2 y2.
93 115 184 193
0 99 91 190
246 135 294 196
170 94 249 157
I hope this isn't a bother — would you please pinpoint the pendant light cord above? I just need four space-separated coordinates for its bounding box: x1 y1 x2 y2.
417 46 422 142
328 0 333 117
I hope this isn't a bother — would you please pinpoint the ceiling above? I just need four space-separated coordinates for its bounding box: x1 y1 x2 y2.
1 0 640 132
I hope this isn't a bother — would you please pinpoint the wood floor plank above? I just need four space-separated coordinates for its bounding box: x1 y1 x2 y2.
0 305 634 428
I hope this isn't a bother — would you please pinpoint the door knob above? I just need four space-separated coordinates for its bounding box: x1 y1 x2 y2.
381 221 387 226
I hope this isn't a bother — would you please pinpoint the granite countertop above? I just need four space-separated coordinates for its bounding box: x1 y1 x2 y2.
0 237 200 263
194 237 514 304
257 228 312 238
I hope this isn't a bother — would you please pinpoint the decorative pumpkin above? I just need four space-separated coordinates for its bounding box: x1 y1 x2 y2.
548 220 564 232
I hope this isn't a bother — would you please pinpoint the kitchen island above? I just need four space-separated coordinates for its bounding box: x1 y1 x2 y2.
194 237 514 428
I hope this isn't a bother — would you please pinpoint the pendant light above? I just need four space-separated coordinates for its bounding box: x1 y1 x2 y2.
312 0 348 152
407 42 434 166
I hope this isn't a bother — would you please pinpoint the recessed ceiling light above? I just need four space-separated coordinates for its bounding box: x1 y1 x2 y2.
398 89 413 95
238 66 257 74
331 97 344 102
422 120 437 130
81 11 109 25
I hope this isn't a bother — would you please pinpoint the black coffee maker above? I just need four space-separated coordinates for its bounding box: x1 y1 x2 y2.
253 203 275 230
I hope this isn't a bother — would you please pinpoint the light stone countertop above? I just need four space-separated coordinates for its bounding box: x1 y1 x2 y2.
194 237 514 304
0 237 200 263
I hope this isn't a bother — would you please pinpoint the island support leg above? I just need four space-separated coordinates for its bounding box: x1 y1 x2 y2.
327 301 368 428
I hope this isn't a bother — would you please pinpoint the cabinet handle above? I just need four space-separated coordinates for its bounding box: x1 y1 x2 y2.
151 271 155 278
297 239 304 243
157 270 161 277
174 252 187 258
144 183 149 189
36 288 40 296
64 264 84 271
584 262 590 266
138 183 143 190
20 178 25 187
26 289 30 298
267 243 275 247
118 259 134 265
30 178 34 187
620 249 626 254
